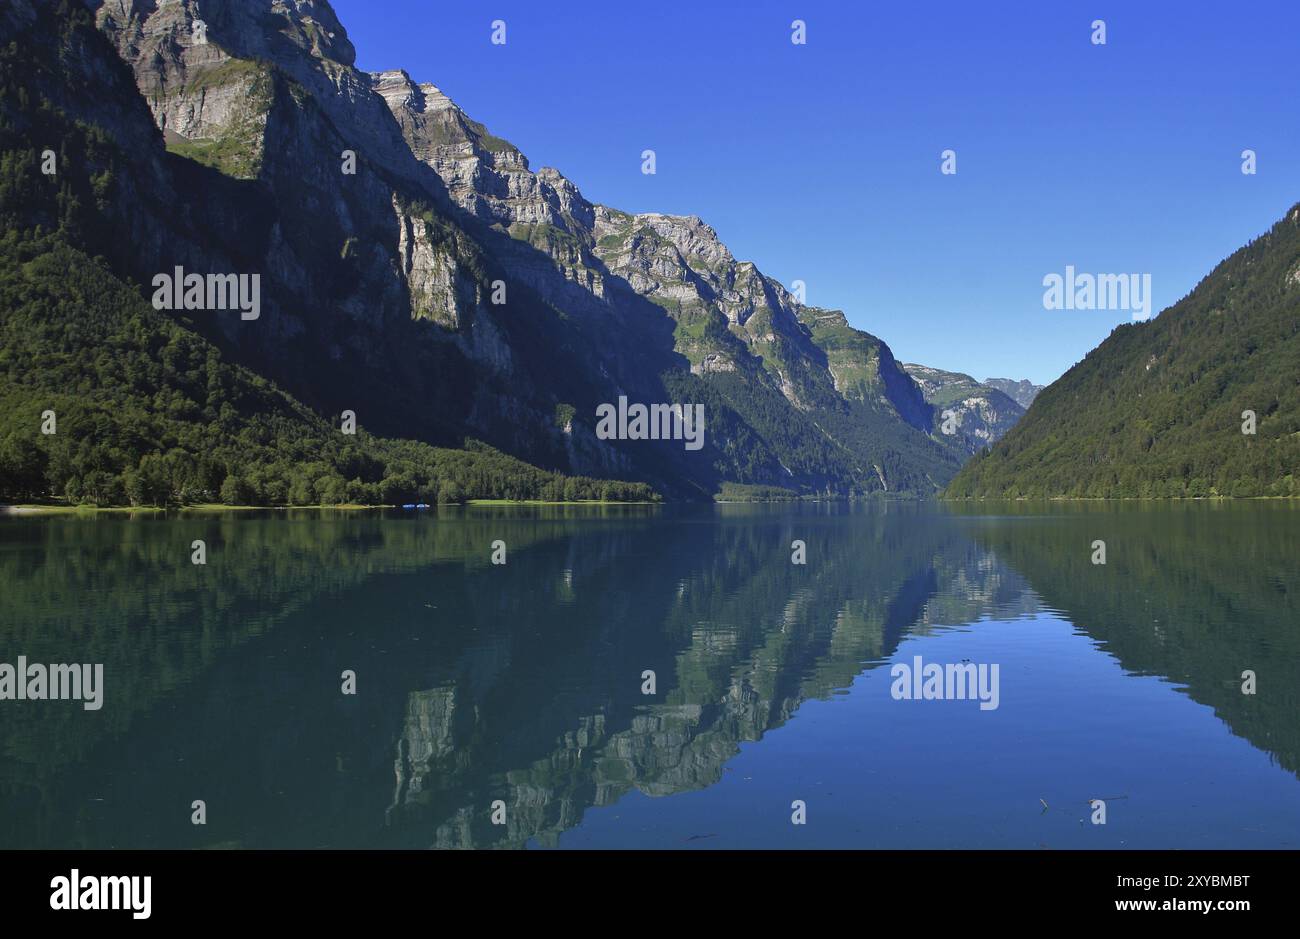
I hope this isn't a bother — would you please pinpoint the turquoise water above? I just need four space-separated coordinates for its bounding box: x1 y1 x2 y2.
1 501 1297 848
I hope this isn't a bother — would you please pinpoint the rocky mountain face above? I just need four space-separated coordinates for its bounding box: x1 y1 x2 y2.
368 62 962 493
983 377 1044 409
7 0 968 497
948 205 1300 498
375 64 938 406
902 364 1025 454
83 0 644 482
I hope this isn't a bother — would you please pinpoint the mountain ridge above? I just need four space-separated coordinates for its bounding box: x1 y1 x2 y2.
983 377 1043 409
0 0 976 503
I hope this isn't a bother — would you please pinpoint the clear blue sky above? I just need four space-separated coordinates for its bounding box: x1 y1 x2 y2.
331 0 1300 385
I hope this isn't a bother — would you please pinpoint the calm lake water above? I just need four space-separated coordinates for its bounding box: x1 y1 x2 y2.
1 501 1297 849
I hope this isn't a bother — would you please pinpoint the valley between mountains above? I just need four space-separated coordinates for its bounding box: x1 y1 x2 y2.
0 1 1293 506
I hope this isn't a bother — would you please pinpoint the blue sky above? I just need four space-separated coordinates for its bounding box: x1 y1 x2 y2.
332 0 1300 385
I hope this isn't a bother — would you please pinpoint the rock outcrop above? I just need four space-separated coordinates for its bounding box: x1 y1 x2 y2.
983 377 1044 410
902 364 1026 454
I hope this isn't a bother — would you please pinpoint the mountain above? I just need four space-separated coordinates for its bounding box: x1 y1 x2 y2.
982 377 1043 409
947 205 1300 498
0 0 657 507
0 0 966 506
362 62 966 495
901 364 1025 454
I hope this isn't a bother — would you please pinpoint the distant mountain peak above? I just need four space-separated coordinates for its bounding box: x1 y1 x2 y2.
982 377 1044 409
901 364 1026 453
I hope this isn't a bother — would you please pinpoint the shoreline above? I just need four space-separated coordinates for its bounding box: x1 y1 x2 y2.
4 495 1297 517
0 500 661 516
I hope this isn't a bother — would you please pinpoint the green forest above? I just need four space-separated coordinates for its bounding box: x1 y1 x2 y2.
0 232 657 506
946 207 1300 499
0 47 656 507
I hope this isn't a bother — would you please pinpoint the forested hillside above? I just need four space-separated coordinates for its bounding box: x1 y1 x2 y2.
0 33 654 506
947 206 1300 498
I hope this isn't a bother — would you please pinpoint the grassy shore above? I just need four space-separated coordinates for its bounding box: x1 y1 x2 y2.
1 500 660 515
1 502 380 515
465 499 659 506
1 503 165 516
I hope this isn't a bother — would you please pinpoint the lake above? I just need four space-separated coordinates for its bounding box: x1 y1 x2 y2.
1 501 1297 849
